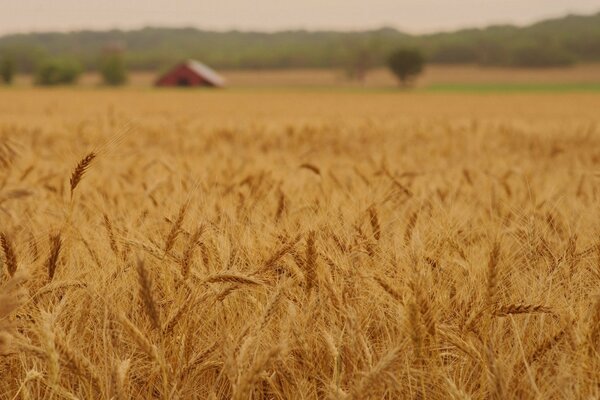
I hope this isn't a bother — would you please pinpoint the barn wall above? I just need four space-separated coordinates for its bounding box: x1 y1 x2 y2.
156 65 214 87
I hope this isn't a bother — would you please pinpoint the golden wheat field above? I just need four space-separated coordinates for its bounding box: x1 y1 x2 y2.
1 89 600 399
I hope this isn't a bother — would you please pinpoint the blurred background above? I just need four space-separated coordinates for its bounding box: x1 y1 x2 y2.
0 0 599 90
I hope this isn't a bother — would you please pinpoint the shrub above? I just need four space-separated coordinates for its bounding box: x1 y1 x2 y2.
0 55 15 84
36 58 82 85
100 53 127 86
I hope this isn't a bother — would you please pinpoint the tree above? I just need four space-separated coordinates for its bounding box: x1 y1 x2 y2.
36 58 82 85
100 52 127 86
343 37 381 83
0 54 15 84
342 34 389 83
387 48 425 86
344 47 374 82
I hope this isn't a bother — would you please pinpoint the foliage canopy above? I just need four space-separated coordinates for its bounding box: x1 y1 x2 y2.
35 58 82 85
387 48 425 85
100 53 128 85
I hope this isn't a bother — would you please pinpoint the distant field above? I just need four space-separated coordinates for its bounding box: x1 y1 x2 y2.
2 89 599 123
9 63 600 91
224 64 600 88
427 82 600 93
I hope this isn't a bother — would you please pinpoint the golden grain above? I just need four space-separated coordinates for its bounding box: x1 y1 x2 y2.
1 90 599 399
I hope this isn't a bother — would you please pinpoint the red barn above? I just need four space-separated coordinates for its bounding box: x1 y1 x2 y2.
155 60 225 88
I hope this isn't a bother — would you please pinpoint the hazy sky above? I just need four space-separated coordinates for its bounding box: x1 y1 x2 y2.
1 0 599 35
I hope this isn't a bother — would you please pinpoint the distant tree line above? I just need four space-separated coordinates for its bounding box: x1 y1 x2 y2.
0 12 598 76
0 47 128 86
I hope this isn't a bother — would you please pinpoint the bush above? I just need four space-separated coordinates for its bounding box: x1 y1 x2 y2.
36 58 82 85
0 55 15 84
344 47 374 82
100 53 127 86
387 48 425 86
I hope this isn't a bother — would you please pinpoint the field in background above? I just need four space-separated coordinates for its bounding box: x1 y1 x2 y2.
223 64 600 88
1 89 600 399
9 63 600 90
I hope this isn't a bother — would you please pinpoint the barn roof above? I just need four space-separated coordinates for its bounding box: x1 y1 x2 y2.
184 60 225 87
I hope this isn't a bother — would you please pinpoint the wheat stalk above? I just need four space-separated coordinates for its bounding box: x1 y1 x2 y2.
374 275 403 304
204 273 263 286
232 345 284 400
164 202 188 254
492 303 553 317
527 328 567 364
54 332 101 391
0 273 26 354
305 231 318 291
103 213 121 259
116 312 160 361
0 232 18 277
299 163 321 176
46 234 62 281
348 347 401 399
368 206 381 241
275 188 286 221
404 211 418 244
137 259 160 330
261 234 301 272
181 225 204 278
70 152 96 197
486 241 501 306
38 312 60 387
110 358 131 400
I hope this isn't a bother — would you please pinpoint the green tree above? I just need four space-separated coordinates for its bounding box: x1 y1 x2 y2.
344 47 374 82
36 58 82 85
387 48 425 87
343 37 381 83
0 54 15 84
100 52 127 85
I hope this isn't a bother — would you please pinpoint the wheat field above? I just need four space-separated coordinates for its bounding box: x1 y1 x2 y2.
1 89 600 399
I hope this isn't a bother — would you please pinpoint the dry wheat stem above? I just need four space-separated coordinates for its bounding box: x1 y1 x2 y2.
70 152 96 198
